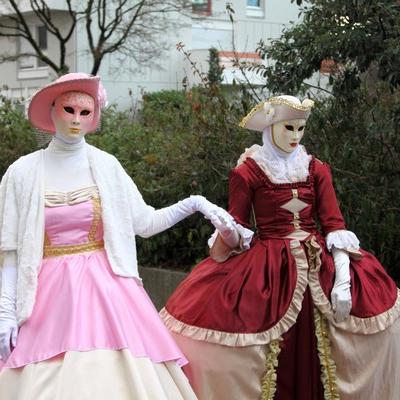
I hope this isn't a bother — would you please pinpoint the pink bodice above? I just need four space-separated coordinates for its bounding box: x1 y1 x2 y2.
45 198 103 246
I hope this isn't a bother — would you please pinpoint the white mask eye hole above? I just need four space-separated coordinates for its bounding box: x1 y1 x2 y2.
64 106 74 114
298 126 305 131
80 109 91 116
285 125 294 131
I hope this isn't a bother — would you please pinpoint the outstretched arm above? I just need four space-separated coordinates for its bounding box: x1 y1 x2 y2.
122 170 236 239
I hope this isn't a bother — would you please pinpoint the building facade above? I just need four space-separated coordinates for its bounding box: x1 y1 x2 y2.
0 0 301 109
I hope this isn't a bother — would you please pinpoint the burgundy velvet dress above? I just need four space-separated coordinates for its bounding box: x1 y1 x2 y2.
161 157 400 400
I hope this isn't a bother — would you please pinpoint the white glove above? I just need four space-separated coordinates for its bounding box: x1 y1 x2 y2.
331 247 352 323
0 257 18 361
137 195 238 239
189 196 240 248
208 213 240 249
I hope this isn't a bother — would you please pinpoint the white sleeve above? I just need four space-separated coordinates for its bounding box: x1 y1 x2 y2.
325 229 360 251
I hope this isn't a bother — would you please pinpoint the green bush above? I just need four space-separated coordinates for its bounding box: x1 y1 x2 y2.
0 96 36 177
303 85 400 282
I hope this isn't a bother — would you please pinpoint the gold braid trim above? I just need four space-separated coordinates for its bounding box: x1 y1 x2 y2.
239 102 265 127
261 339 281 400
88 197 102 241
43 240 104 258
266 97 314 110
314 308 340 400
239 97 314 128
44 231 51 247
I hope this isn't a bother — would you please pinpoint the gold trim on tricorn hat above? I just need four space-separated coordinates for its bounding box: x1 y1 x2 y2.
239 95 315 132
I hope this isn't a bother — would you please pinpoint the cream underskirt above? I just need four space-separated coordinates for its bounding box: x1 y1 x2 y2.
172 331 269 400
171 316 400 400
0 349 197 400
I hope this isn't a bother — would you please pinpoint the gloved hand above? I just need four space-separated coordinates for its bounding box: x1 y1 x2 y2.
0 263 18 361
208 213 240 249
189 196 240 248
331 247 352 323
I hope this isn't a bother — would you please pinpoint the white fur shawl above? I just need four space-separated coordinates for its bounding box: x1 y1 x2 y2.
0 144 166 325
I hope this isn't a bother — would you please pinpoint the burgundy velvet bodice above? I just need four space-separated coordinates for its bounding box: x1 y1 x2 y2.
229 157 346 239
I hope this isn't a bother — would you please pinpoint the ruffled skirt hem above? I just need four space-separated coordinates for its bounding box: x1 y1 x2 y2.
0 349 197 400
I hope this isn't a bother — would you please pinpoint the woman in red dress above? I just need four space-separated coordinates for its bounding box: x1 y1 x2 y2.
161 96 400 400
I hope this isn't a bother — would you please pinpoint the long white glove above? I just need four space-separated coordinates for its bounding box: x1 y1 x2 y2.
0 253 18 361
139 195 237 238
331 247 352 323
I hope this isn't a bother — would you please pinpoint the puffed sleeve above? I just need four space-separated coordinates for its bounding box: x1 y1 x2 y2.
314 161 346 235
227 167 254 229
314 161 361 257
209 166 254 262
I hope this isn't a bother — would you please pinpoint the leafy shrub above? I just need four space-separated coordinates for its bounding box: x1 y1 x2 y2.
0 96 36 176
303 85 400 281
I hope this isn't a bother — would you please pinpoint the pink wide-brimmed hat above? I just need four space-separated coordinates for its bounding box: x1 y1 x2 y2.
28 72 108 134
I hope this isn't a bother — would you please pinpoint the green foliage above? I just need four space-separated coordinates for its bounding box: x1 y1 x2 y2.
207 47 224 85
256 0 400 281
0 96 36 177
257 0 400 95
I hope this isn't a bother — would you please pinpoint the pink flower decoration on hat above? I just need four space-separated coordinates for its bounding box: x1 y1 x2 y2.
97 80 108 108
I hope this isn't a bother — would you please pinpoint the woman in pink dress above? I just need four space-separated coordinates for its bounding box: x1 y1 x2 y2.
0 73 237 399
161 96 400 400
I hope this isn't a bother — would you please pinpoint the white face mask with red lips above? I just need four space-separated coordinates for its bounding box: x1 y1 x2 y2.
271 118 306 154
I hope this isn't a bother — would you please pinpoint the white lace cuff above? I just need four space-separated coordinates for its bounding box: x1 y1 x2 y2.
326 230 360 252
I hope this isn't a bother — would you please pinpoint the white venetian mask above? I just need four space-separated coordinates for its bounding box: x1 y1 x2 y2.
271 119 306 153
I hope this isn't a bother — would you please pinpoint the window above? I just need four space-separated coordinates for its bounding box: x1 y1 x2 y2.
37 25 48 67
247 0 260 6
246 0 264 17
192 0 211 15
19 25 48 70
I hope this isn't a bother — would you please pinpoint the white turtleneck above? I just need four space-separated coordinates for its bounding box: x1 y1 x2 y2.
44 134 95 192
